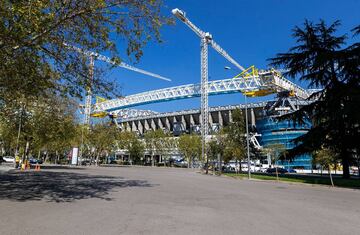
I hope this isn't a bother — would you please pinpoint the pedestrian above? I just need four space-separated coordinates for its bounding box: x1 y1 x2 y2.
15 155 20 169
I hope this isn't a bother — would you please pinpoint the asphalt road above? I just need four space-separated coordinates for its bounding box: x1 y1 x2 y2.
0 166 359 235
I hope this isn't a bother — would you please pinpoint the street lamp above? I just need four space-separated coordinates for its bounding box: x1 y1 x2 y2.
245 94 251 179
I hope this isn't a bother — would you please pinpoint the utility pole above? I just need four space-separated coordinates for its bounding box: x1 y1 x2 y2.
245 95 251 179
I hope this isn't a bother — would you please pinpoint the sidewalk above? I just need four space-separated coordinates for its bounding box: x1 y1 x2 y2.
0 164 14 173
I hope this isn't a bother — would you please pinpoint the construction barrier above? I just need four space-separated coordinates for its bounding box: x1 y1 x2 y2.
35 164 41 171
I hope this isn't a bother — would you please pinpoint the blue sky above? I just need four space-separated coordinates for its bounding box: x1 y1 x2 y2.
97 0 360 113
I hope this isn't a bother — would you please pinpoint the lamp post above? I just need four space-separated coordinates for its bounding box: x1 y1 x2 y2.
245 94 251 179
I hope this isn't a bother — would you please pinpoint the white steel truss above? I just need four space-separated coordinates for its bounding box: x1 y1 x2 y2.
93 69 310 113
117 102 270 123
109 109 158 119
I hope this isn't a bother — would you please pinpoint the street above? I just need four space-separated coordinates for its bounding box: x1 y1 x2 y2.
0 166 359 235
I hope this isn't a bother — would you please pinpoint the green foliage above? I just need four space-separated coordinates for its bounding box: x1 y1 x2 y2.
262 143 287 166
0 0 171 163
312 148 339 170
0 94 78 159
117 131 144 163
144 129 169 155
0 0 171 103
178 134 201 168
89 122 118 165
269 20 360 178
222 108 246 162
207 134 225 161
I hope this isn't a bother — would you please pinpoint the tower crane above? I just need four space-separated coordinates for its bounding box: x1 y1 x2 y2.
66 44 171 125
172 8 246 161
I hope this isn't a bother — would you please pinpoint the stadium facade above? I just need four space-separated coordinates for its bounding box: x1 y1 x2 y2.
115 96 312 169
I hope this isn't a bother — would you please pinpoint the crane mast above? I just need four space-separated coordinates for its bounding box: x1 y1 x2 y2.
172 8 245 162
84 56 95 125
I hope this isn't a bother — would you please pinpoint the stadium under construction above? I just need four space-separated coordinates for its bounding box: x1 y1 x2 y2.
84 8 316 170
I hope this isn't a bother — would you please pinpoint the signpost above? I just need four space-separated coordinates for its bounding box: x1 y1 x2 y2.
71 147 79 165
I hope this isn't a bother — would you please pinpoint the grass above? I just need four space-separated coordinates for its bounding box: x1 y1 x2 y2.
224 172 360 189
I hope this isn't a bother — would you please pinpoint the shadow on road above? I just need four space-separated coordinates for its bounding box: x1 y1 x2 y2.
0 170 154 202
35 165 87 170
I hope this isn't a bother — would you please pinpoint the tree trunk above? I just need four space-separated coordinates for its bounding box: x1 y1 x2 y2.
329 164 334 187
341 150 350 179
96 153 100 166
205 156 209 174
151 154 154 167
44 151 49 163
320 165 323 176
217 153 222 175
55 150 59 164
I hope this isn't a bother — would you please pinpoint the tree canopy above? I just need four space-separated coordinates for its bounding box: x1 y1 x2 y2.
0 0 171 103
269 20 360 178
178 134 201 168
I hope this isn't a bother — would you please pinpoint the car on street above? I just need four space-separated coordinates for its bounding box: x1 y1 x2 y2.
287 168 297 173
3 156 15 163
29 158 43 164
173 158 188 168
266 167 288 174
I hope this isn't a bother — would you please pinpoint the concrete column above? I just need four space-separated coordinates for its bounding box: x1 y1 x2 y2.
158 118 164 129
150 119 156 130
209 112 214 127
131 121 137 132
229 110 233 123
165 117 171 131
251 108 256 127
190 114 195 126
218 111 223 127
181 115 186 130
144 119 150 132
137 120 143 134
126 122 131 132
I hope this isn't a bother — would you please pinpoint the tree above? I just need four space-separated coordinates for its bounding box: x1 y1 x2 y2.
178 134 201 168
144 129 168 166
269 20 360 178
223 108 247 172
0 93 78 163
117 131 144 165
313 148 338 186
89 122 118 166
263 143 287 181
0 1 171 103
207 132 226 175
0 0 171 165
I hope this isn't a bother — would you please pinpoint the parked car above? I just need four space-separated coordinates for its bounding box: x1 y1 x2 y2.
266 167 288 174
28 158 43 164
173 158 188 168
3 156 15 163
287 168 297 173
